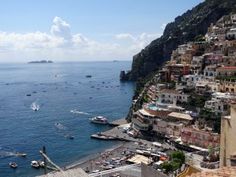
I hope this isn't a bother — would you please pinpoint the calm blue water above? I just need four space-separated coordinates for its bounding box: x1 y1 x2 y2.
0 61 134 177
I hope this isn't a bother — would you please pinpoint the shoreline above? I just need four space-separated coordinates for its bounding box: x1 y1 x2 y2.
65 142 125 170
64 119 128 170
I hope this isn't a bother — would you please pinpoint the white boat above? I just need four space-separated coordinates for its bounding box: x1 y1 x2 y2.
9 162 18 169
31 161 40 168
31 102 40 111
90 116 108 125
38 160 45 167
15 152 27 157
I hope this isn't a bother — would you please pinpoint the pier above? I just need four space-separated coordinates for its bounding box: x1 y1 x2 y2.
108 118 128 126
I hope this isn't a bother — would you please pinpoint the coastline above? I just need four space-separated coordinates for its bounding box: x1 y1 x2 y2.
64 119 129 170
65 142 125 170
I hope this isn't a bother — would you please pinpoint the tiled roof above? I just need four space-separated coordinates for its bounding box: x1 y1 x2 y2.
187 167 236 177
153 110 171 119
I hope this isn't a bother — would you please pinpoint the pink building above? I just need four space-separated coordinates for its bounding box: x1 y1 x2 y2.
204 53 223 65
181 127 220 149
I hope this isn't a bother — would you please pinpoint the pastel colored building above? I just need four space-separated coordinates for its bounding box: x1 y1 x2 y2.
181 127 220 149
216 66 236 77
219 81 236 93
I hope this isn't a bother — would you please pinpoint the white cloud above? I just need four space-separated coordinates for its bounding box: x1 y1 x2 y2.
115 32 161 51
0 16 162 62
50 16 72 40
115 33 135 41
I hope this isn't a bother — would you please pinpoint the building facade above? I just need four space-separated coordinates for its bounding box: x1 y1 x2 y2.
220 104 236 167
181 127 220 149
158 89 189 104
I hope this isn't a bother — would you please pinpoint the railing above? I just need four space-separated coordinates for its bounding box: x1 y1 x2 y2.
89 164 140 177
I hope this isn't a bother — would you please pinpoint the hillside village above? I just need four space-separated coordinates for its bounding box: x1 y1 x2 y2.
39 12 236 177
128 13 236 168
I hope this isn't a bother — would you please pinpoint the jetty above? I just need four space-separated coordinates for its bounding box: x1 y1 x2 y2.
108 118 127 126
90 134 117 140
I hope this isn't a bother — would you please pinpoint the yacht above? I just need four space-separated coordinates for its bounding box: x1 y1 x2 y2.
90 116 108 125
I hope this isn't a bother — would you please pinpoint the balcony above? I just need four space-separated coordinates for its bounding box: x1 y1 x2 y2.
132 118 150 131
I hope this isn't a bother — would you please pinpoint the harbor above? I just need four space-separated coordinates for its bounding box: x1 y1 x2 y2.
0 61 135 177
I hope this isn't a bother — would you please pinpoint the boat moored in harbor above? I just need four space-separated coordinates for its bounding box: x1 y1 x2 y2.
90 116 108 125
31 161 40 168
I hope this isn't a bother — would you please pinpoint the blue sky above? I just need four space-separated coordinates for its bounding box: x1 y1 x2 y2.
0 0 203 62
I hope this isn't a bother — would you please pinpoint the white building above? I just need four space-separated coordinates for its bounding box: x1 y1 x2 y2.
207 81 220 92
204 92 236 116
231 14 236 24
158 89 189 104
177 43 193 55
205 99 229 116
203 65 217 79
182 74 204 88
226 28 236 40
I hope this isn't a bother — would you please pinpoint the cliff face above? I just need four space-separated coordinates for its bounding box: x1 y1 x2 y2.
121 0 236 81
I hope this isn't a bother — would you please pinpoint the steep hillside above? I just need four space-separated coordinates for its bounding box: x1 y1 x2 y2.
121 0 236 81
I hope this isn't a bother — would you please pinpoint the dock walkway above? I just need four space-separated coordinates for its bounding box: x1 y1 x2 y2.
109 118 128 126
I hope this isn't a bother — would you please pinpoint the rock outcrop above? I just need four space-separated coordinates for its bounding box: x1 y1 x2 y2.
121 0 236 81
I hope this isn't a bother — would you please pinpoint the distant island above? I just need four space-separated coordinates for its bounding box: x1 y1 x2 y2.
28 60 53 64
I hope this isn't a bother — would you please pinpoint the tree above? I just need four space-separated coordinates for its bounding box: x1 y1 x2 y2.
171 151 185 164
161 162 174 173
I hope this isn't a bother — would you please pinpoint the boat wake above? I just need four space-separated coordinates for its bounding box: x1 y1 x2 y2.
70 109 90 115
31 102 40 111
54 123 75 140
0 147 25 158
54 122 67 130
0 150 15 158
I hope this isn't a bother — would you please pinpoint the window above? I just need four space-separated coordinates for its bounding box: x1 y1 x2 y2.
224 105 228 111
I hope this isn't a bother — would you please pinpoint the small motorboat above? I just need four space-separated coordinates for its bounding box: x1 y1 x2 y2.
85 75 92 78
9 162 18 169
90 116 108 125
38 160 45 167
15 152 27 157
31 102 40 111
31 161 40 168
65 134 75 140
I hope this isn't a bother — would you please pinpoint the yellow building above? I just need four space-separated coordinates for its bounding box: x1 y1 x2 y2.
220 104 236 167
219 81 236 93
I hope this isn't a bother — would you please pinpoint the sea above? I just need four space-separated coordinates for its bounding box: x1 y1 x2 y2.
0 61 135 177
